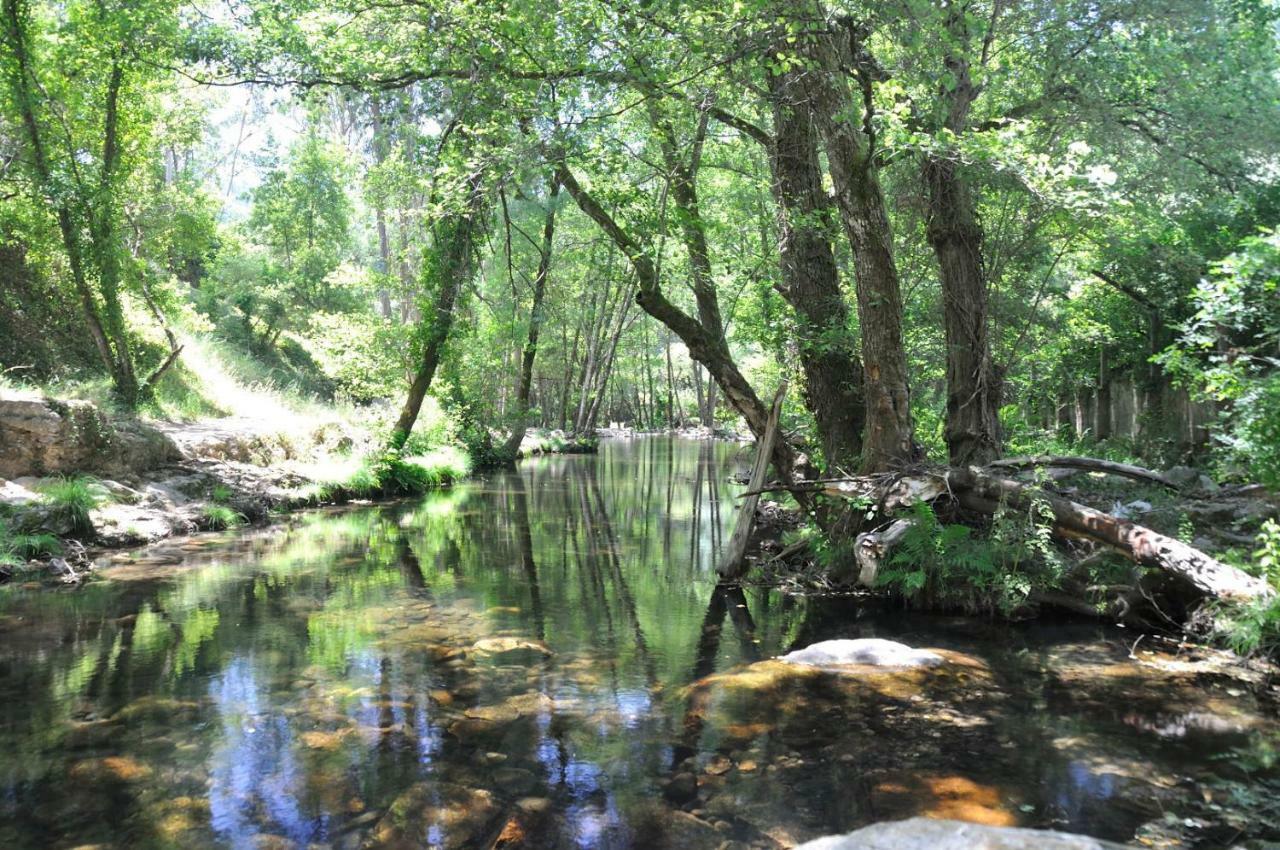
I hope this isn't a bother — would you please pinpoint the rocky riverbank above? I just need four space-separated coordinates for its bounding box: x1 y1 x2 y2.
0 394 376 582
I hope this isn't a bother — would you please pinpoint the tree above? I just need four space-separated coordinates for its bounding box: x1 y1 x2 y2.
1 0 181 405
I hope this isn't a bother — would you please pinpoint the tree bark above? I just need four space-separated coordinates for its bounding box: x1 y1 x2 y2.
791 10 914 470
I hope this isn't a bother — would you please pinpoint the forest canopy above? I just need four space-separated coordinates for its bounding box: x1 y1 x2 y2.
1 0 1278 477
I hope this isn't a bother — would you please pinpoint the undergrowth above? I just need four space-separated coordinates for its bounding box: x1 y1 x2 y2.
1208 519 1280 657
308 446 471 502
0 516 61 569
876 498 1067 616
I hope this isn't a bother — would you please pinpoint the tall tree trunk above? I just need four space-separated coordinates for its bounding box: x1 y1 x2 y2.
2 1 141 404
922 15 1001 466
792 9 915 471
763 66 865 470
389 167 487 450
1096 345 1112 442
503 176 560 457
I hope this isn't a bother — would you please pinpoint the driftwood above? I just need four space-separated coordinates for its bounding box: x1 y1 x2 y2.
988 455 1178 489
854 519 913 587
718 384 786 580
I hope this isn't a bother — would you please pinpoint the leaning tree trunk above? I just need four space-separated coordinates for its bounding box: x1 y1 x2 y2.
502 176 560 458
389 167 487 450
556 164 805 486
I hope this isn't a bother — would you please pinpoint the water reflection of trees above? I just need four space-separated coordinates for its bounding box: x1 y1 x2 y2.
1 440 1252 848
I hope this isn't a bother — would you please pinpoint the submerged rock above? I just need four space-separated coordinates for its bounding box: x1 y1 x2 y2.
794 817 1128 849
471 636 553 657
360 782 500 850
780 639 943 669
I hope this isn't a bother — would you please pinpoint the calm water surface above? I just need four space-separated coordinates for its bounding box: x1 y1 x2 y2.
0 438 1276 849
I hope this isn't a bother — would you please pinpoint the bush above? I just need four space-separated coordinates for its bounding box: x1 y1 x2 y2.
1217 375 1280 489
1210 519 1280 657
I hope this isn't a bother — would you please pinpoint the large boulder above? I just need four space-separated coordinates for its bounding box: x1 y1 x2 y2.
779 639 943 669
795 818 1129 849
0 397 178 479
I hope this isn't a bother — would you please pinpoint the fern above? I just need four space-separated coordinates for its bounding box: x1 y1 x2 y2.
877 499 1064 616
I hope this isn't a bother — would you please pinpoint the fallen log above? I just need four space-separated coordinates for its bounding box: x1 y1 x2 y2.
946 467 1272 600
987 455 1178 490
782 465 1271 602
738 471 947 512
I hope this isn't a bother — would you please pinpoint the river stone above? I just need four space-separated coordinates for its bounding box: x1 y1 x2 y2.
794 818 1129 849
779 639 943 669
471 637 553 657
360 782 500 850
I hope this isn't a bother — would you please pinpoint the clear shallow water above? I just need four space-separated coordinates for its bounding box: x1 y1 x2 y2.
0 437 1276 849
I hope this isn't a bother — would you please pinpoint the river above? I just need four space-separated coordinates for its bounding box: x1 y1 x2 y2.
0 437 1275 849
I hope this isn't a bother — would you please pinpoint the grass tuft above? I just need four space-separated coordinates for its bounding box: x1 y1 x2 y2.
36 476 108 538
0 516 62 569
200 504 246 531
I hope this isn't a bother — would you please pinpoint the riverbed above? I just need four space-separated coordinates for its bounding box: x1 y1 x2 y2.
0 437 1276 849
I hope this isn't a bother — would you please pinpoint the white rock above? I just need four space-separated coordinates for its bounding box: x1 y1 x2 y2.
778 639 943 669
794 817 1128 849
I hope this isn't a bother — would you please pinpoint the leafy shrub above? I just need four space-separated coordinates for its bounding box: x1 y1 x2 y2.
1210 519 1280 657
1216 375 1280 489
0 517 61 569
36 476 108 538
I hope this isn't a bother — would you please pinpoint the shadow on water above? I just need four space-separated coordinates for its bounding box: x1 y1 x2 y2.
0 436 1276 849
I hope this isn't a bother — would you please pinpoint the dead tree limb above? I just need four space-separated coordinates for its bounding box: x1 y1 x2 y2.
718 384 786 580
854 518 913 587
987 455 1178 489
